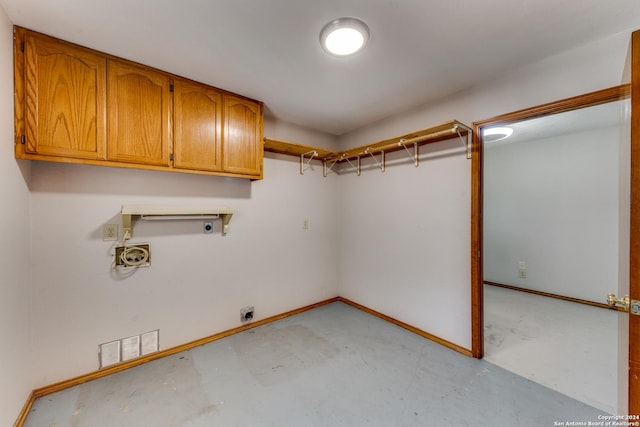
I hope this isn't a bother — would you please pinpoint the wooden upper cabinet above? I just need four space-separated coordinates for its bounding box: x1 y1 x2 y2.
22 30 107 160
15 27 264 179
223 94 263 177
107 59 172 166
173 78 222 172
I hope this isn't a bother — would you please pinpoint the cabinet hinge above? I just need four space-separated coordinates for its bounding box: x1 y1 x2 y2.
20 41 24 53
169 153 174 161
169 84 174 92
20 135 25 144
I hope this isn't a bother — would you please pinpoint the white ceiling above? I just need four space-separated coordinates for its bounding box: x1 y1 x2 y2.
2 0 640 136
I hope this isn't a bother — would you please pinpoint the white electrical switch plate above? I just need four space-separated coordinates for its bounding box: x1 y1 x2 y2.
141 330 159 355
121 335 141 361
303 219 309 229
518 261 526 269
99 340 121 368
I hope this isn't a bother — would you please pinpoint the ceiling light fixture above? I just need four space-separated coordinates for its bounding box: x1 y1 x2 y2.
482 127 513 142
320 17 370 56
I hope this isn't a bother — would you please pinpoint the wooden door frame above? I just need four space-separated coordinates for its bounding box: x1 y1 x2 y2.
470 84 633 405
630 29 640 416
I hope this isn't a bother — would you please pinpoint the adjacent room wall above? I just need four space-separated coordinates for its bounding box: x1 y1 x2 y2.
28 125 339 386
0 8 33 425
337 29 634 350
483 125 621 302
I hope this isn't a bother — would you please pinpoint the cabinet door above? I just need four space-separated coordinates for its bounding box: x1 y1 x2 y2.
24 32 106 160
107 59 171 166
223 95 263 176
174 78 222 171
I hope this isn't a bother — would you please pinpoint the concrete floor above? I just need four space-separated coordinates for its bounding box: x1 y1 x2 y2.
25 302 605 427
483 284 618 414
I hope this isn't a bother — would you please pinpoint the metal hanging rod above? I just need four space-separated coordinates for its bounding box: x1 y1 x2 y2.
327 124 471 163
265 120 473 177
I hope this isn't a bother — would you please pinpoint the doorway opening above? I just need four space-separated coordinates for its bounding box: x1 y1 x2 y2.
471 85 631 413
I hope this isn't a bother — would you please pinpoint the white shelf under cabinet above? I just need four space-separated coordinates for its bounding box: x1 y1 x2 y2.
121 205 234 237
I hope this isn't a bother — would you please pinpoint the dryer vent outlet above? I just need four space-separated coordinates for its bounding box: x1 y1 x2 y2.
240 306 254 323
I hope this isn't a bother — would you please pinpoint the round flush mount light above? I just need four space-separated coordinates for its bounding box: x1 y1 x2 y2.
320 17 370 56
482 127 513 142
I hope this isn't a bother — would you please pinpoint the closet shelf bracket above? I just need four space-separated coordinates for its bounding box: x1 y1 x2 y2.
454 124 473 159
343 155 361 176
398 140 419 167
323 158 339 177
264 120 472 176
300 150 318 175
364 148 385 172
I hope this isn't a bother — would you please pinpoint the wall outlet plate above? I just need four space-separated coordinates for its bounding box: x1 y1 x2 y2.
240 306 254 323
103 224 118 241
204 221 213 234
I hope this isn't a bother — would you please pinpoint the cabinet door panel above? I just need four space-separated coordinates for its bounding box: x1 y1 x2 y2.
223 95 263 176
24 33 106 159
107 60 171 166
174 79 222 171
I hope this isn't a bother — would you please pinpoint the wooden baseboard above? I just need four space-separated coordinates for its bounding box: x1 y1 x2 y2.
17 295 472 425
13 391 35 427
337 297 473 357
484 281 622 311
31 297 339 400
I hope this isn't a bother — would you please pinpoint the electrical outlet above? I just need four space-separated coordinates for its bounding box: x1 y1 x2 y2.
240 306 254 323
518 261 526 279
103 224 118 241
204 221 213 234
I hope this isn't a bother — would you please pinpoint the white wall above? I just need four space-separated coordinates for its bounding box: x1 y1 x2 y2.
0 7 34 426
483 126 620 302
337 28 635 350
5 12 638 415
265 116 340 152
28 129 339 385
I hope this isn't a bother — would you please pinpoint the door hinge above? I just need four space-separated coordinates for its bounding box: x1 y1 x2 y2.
169 153 174 161
20 135 25 144
169 84 174 92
